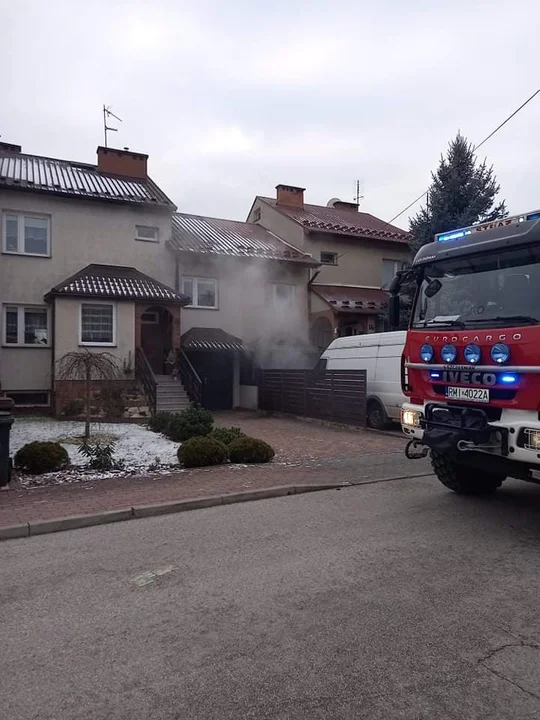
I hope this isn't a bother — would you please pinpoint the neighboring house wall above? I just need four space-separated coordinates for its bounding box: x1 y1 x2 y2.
0 190 174 395
248 200 306 252
303 233 410 287
249 199 410 288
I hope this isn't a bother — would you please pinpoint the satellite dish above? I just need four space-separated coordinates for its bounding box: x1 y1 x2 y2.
326 197 341 208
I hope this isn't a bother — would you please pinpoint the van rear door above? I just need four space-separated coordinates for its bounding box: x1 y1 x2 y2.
374 333 407 421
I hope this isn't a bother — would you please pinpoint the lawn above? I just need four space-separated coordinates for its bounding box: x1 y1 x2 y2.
10 417 178 476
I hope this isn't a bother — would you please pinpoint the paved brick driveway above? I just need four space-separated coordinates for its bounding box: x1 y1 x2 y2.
213 411 403 463
0 413 411 528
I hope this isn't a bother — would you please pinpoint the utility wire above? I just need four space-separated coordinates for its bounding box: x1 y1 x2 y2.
385 87 540 228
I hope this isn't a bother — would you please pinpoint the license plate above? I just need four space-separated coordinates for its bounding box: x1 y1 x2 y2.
445 387 490 403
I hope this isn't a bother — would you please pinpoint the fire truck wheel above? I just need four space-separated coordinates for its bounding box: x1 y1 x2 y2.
431 451 505 495
367 399 391 430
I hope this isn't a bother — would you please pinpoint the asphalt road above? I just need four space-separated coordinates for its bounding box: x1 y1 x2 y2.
3 474 540 719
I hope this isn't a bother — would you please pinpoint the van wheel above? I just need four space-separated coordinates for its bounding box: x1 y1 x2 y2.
367 400 390 430
431 451 505 495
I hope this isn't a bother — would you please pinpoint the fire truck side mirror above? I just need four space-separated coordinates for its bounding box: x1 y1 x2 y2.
388 295 400 329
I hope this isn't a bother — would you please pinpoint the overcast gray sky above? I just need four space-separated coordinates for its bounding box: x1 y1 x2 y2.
2 0 539 229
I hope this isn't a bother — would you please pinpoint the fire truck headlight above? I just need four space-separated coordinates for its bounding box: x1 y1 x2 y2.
420 344 434 363
491 343 510 364
520 429 540 451
402 409 422 428
441 344 457 363
464 343 481 364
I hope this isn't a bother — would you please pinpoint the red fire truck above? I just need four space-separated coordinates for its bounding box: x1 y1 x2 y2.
389 209 540 494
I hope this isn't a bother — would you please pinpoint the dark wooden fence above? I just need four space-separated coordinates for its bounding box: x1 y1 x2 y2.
259 369 367 426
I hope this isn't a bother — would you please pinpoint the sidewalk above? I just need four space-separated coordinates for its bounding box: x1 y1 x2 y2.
0 415 430 536
0 452 431 529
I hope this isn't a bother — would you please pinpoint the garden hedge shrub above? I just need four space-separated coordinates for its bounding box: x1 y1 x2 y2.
208 426 246 446
167 405 214 442
228 437 275 464
177 437 228 468
15 441 69 475
62 398 84 417
148 412 174 435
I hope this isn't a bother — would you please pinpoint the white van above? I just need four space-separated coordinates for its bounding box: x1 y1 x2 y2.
321 331 406 429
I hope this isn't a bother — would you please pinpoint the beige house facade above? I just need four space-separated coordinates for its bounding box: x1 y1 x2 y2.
0 142 317 412
247 185 411 351
0 142 186 411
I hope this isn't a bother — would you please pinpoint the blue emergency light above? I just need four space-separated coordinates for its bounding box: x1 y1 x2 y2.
435 210 540 244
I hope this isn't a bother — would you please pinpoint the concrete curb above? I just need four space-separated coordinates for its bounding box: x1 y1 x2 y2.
0 483 349 542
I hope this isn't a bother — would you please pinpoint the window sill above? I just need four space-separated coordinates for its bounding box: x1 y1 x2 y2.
79 342 117 348
2 250 51 258
185 305 219 311
2 344 51 349
135 238 160 243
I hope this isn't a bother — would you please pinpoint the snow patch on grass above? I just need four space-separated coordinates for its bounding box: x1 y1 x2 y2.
11 418 178 468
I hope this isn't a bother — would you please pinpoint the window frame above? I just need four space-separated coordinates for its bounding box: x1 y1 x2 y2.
135 225 160 243
320 251 338 265
2 304 50 347
79 301 117 347
5 391 50 408
182 276 219 310
272 283 297 306
2 211 51 257
382 259 407 289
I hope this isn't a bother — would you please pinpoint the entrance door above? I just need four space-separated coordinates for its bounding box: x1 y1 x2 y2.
141 307 172 375
189 351 234 410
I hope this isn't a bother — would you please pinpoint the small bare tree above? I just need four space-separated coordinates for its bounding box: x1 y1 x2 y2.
56 349 120 439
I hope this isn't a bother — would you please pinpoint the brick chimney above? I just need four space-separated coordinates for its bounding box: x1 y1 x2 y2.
0 142 22 154
96 146 148 179
333 201 358 213
276 184 305 208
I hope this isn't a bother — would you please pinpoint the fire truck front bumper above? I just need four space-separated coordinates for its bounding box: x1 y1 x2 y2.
401 402 540 467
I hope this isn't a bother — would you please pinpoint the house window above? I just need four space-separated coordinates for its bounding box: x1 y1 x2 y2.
80 303 115 345
3 305 49 346
141 311 159 324
320 251 338 265
135 225 159 242
182 277 218 309
2 213 50 256
382 259 407 289
272 283 296 306
253 207 261 222
5 391 50 407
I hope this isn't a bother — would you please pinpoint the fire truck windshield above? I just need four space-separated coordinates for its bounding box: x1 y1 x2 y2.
412 244 540 329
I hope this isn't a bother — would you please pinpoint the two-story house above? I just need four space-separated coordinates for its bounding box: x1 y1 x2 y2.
168 212 318 409
0 142 188 413
247 185 411 350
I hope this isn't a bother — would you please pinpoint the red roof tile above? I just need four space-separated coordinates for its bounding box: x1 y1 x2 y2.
261 198 409 243
312 285 389 314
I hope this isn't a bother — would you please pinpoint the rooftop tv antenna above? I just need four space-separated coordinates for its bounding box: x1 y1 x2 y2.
354 179 364 209
102 105 122 147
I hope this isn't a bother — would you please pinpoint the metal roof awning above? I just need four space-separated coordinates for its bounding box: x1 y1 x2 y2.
0 152 174 207
311 285 389 314
182 327 244 351
169 213 318 265
45 264 189 304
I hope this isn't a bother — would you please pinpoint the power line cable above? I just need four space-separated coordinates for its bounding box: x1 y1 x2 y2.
385 87 540 228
